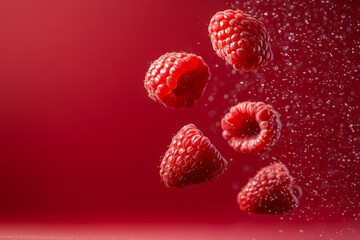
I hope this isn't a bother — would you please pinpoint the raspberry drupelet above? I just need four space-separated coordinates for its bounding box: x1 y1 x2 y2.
144 52 210 108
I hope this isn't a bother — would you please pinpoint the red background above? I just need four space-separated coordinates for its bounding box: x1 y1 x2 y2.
0 0 359 239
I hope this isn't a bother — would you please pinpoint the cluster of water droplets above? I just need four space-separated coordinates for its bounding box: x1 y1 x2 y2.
205 0 359 223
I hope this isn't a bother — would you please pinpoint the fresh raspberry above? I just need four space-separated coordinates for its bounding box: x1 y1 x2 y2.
208 9 272 71
144 52 210 108
160 124 227 188
237 163 301 214
221 101 281 154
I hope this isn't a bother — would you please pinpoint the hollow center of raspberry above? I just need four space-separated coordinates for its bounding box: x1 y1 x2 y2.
238 119 260 139
172 72 195 96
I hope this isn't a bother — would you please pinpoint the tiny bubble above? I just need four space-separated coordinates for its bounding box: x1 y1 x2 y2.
243 165 250 172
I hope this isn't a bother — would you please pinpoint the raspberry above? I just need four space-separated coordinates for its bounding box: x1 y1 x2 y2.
160 124 227 188
237 163 301 214
144 52 210 108
208 9 272 71
221 101 281 154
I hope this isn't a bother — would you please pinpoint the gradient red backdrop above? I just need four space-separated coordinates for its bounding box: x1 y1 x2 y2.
0 0 359 239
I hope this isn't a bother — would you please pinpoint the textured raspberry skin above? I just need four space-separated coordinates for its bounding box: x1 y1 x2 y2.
144 52 210 108
160 124 227 188
208 9 272 71
237 163 301 214
221 101 281 154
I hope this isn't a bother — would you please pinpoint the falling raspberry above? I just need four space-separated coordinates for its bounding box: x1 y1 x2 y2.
237 163 302 214
221 101 281 154
144 52 210 108
160 124 227 188
208 9 272 71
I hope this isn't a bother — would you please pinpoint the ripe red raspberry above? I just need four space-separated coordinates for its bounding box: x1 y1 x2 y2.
160 124 227 188
221 101 281 154
237 163 302 214
144 52 210 108
208 9 272 71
